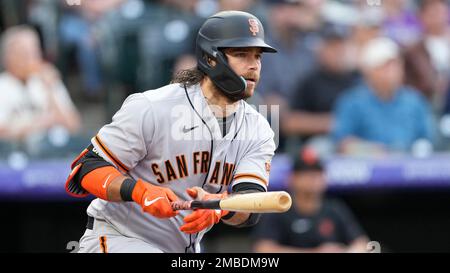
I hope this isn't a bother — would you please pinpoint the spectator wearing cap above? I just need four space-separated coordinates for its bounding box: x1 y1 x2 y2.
333 37 435 155
283 23 360 140
252 148 369 253
350 4 384 60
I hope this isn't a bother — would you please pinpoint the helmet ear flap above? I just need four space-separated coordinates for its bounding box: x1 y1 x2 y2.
211 50 247 99
197 48 247 101
202 53 214 67
199 51 218 69
207 56 217 68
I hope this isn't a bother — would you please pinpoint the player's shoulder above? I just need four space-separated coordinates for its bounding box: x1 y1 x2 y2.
119 84 191 116
141 83 191 103
0 73 23 100
0 74 8 95
398 86 428 105
0 72 17 87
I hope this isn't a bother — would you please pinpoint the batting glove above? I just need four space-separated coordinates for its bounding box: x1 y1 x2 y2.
132 179 179 218
180 187 228 234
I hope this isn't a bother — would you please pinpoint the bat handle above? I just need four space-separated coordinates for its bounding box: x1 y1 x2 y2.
171 200 193 211
171 200 221 210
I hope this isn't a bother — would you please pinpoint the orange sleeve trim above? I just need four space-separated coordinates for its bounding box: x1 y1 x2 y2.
99 236 108 253
233 173 268 186
94 135 130 172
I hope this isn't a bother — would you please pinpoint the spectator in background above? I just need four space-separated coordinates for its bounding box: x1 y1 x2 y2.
130 0 201 91
350 6 384 63
333 37 435 155
382 0 421 46
252 148 369 253
257 0 321 110
172 54 197 76
59 0 125 100
0 26 80 151
403 0 449 108
283 23 359 140
445 85 450 114
256 0 322 151
218 0 256 12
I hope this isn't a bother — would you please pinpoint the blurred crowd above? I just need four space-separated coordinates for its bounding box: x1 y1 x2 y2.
0 0 449 253
1 0 449 161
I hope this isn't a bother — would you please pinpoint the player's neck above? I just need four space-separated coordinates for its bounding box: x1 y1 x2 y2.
200 78 240 118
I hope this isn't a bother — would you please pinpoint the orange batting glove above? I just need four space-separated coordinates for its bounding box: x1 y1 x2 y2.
180 187 229 234
132 179 179 218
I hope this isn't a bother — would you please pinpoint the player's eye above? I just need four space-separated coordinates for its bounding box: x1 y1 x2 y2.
234 52 247 58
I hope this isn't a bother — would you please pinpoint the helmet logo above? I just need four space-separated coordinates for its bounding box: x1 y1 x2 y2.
248 18 260 36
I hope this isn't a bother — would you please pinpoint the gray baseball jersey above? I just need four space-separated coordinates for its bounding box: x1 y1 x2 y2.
83 83 275 253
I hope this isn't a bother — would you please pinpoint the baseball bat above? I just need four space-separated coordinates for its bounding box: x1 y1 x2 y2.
171 191 292 213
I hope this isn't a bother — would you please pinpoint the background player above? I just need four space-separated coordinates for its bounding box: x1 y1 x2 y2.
65 10 278 253
252 148 369 253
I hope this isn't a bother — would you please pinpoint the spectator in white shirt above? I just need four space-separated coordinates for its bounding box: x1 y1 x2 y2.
0 25 81 142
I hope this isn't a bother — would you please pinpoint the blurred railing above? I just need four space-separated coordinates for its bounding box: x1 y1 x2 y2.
2 152 450 201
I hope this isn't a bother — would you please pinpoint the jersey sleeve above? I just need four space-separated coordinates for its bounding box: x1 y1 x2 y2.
231 119 276 191
91 93 155 173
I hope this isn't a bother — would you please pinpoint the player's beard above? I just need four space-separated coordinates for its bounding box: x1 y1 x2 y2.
210 73 259 102
241 81 257 100
223 80 258 102
241 72 259 100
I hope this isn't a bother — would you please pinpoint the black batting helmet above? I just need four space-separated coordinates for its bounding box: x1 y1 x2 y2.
196 10 277 101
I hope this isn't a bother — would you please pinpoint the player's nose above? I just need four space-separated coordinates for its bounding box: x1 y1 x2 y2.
247 58 259 71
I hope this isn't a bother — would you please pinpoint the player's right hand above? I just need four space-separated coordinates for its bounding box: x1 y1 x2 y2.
132 179 179 218
179 187 229 234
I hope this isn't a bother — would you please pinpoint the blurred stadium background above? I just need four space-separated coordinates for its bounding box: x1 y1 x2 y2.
0 0 449 252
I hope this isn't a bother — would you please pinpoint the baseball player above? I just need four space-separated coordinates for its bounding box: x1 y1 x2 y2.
66 10 278 253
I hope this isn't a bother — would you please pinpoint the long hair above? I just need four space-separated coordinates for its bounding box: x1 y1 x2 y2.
171 67 205 87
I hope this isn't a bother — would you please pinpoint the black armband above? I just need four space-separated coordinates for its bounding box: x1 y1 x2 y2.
120 178 137 201
66 144 115 197
221 211 236 220
235 212 261 228
76 146 114 180
232 182 266 193
222 182 265 223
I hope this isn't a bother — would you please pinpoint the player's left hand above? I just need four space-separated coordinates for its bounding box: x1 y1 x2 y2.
180 187 229 234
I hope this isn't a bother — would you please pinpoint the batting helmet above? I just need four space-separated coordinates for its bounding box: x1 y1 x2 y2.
196 10 277 101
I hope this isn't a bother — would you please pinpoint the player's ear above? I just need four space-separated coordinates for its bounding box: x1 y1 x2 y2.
204 54 216 67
